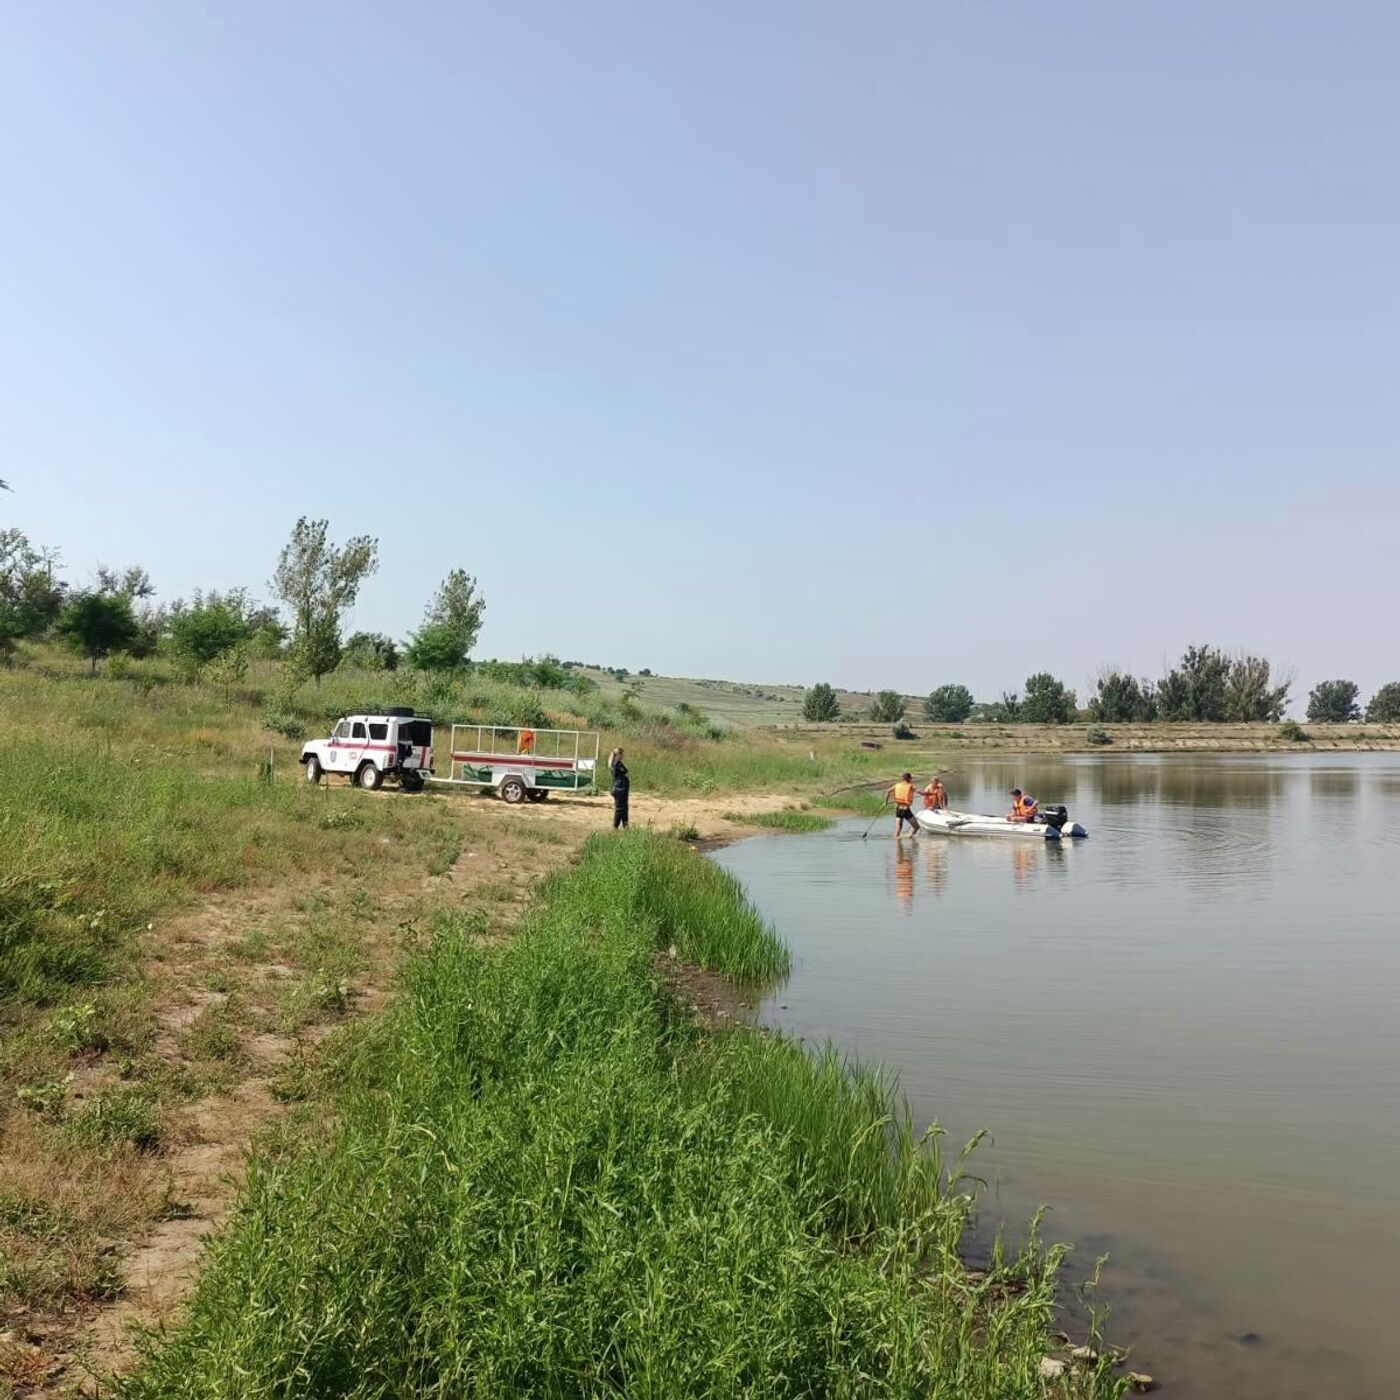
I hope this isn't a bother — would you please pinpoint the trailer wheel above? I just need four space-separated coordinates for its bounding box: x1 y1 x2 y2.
527 788 548 802
499 777 527 804
400 771 425 793
305 756 322 784
356 762 383 791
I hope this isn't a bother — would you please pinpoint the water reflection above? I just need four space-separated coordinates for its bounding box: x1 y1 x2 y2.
1309 767 1360 799
893 841 914 912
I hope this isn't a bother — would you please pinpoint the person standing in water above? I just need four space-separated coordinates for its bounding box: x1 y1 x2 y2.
885 772 920 838
609 747 630 829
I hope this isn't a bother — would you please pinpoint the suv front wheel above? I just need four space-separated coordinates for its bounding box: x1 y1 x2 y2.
356 762 383 791
305 756 322 784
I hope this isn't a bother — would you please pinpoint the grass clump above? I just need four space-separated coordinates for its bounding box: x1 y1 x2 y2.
125 832 1119 1399
731 808 834 833
66 1088 162 1153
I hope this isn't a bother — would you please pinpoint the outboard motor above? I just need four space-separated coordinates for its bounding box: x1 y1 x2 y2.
1038 804 1070 832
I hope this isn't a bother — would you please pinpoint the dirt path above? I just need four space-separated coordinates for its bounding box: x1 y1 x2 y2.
7 791 800 1397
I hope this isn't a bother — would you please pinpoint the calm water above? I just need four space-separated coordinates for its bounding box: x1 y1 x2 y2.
712 754 1400 1400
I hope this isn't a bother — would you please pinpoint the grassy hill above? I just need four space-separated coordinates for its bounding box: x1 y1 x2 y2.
575 668 914 729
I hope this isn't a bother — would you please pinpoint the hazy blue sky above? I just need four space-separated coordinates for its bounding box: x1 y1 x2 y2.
2 3 1396 704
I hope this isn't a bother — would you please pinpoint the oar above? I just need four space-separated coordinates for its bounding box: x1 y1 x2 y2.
860 803 885 840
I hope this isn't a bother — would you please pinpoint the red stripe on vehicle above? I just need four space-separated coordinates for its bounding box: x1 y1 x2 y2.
327 741 397 752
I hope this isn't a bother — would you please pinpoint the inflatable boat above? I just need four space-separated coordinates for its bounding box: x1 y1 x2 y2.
916 804 1088 841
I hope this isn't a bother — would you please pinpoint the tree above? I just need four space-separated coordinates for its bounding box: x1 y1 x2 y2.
994 691 1023 722
1157 644 1231 721
168 592 248 672
407 569 484 671
1366 682 1400 723
404 620 465 672
802 682 841 722
923 684 974 723
1224 653 1291 722
205 645 249 702
95 564 155 600
0 529 65 659
1307 679 1360 724
1087 669 1156 723
1021 672 1077 724
57 591 139 672
869 690 905 723
270 518 379 685
342 631 399 671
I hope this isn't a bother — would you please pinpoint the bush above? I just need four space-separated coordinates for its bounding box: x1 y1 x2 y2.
869 689 905 723
891 722 916 740
262 708 306 741
1085 726 1113 746
1277 720 1309 743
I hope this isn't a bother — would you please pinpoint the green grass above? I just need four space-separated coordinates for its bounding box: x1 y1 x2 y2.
728 809 834 833
123 833 1121 1399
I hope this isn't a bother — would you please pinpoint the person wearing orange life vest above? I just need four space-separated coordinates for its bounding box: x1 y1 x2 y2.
922 777 948 811
1007 787 1039 823
885 772 921 838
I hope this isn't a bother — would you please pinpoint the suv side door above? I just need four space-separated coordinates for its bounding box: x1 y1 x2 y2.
329 719 354 773
345 719 369 774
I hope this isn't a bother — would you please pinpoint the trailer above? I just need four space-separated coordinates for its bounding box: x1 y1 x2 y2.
432 724 600 803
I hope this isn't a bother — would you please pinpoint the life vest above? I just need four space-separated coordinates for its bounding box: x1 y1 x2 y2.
1013 794 1037 820
923 784 945 810
893 780 915 807
518 728 536 754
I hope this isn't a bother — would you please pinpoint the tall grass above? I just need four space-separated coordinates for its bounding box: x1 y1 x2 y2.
728 809 834 832
124 833 1121 1399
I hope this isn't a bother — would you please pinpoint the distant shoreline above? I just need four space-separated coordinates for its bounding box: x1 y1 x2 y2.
768 720 1400 753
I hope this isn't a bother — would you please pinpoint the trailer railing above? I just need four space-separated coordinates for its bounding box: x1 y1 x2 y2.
432 724 600 798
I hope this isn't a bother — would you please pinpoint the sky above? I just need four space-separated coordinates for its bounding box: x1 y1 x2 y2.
2 2 1397 706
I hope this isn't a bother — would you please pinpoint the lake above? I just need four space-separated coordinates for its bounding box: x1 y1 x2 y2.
712 753 1400 1400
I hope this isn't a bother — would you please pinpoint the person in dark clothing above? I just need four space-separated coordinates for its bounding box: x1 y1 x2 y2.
609 746 630 829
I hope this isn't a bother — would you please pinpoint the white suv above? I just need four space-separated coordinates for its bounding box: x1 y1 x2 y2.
300 709 434 792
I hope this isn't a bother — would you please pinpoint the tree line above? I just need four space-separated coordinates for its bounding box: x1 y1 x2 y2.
0 517 488 685
5 517 1398 725
802 648 1400 726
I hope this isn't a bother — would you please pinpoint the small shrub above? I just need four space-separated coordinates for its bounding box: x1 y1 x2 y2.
1277 720 1309 743
261 708 305 741
1085 726 1113 746
67 1088 162 1152
892 721 916 740
671 822 700 842
16 1076 70 1119
45 1001 109 1054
